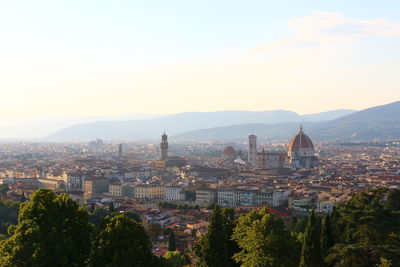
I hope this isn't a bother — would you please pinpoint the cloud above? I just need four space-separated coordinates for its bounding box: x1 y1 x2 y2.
249 11 400 53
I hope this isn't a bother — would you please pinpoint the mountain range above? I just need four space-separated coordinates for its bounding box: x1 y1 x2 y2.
47 109 356 141
175 101 400 142
46 101 400 142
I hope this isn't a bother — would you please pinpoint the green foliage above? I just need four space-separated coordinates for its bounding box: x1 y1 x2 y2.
377 257 392 267
325 188 400 267
168 230 177 251
232 207 300 267
321 215 334 253
89 208 140 228
148 222 162 239
0 184 9 199
0 200 19 235
0 189 92 267
164 250 188 267
158 201 200 210
194 205 239 267
300 210 323 267
290 216 308 233
89 214 157 267
109 201 115 212
185 191 196 202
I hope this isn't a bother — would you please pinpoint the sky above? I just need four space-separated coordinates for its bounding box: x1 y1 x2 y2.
0 0 399 136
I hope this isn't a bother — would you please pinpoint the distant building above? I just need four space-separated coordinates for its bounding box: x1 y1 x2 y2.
256 150 287 169
118 144 123 157
84 177 109 198
88 138 104 147
196 189 216 205
134 184 165 200
160 132 168 161
248 134 257 166
288 125 319 168
223 146 237 161
165 187 185 201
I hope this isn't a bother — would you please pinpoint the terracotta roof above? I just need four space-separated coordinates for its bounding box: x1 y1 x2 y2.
223 146 236 155
288 126 314 151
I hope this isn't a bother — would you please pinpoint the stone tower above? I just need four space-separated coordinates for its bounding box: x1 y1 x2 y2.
160 132 168 161
248 134 257 166
118 144 123 157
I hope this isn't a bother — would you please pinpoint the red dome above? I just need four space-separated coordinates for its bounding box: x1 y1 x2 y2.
223 146 236 155
288 126 314 151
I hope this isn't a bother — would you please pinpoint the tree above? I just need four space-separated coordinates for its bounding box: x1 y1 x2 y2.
325 188 400 266
299 210 323 267
148 222 162 238
164 250 188 267
0 200 19 235
168 230 177 251
109 201 115 212
221 207 240 266
89 214 157 267
90 202 95 213
194 205 238 267
89 208 109 227
232 207 300 267
377 258 392 267
0 189 92 267
386 189 400 211
20 192 26 202
0 184 9 199
321 215 334 253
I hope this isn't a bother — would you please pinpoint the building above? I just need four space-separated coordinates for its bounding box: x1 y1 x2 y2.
254 191 274 206
66 174 85 190
248 134 257 166
256 150 287 169
118 144 123 157
165 187 185 201
160 132 168 161
134 184 165 200
288 125 319 168
109 183 123 197
84 177 109 198
223 146 237 161
196 189 216 205
235 190 255 206
109 183 134 198
217 190 235 206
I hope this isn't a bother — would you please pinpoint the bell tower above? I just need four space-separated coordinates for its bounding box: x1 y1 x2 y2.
248 134 257 166
160 132 168 161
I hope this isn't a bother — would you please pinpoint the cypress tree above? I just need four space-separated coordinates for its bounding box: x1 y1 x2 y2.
168 230 176 251
300 210 323 267
194 205 230 267
321 215 334 254
109 201 115 212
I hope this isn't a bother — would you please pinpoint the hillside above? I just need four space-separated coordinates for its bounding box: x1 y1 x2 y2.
175 101 400 141
47 109 355 141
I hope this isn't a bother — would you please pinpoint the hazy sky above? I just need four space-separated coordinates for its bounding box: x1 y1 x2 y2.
1 0 399 126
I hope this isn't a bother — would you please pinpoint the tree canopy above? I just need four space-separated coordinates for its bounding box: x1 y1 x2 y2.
232 207 300 267
194 205 239 267
0 189 92 267
89 214 157 267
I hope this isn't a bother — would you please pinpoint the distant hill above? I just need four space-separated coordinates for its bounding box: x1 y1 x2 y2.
315 101 400 141
174 101 400 142
46 109 356 141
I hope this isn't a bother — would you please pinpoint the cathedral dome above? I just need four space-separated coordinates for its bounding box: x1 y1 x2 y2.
288 125 314 151
224 146 236 155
